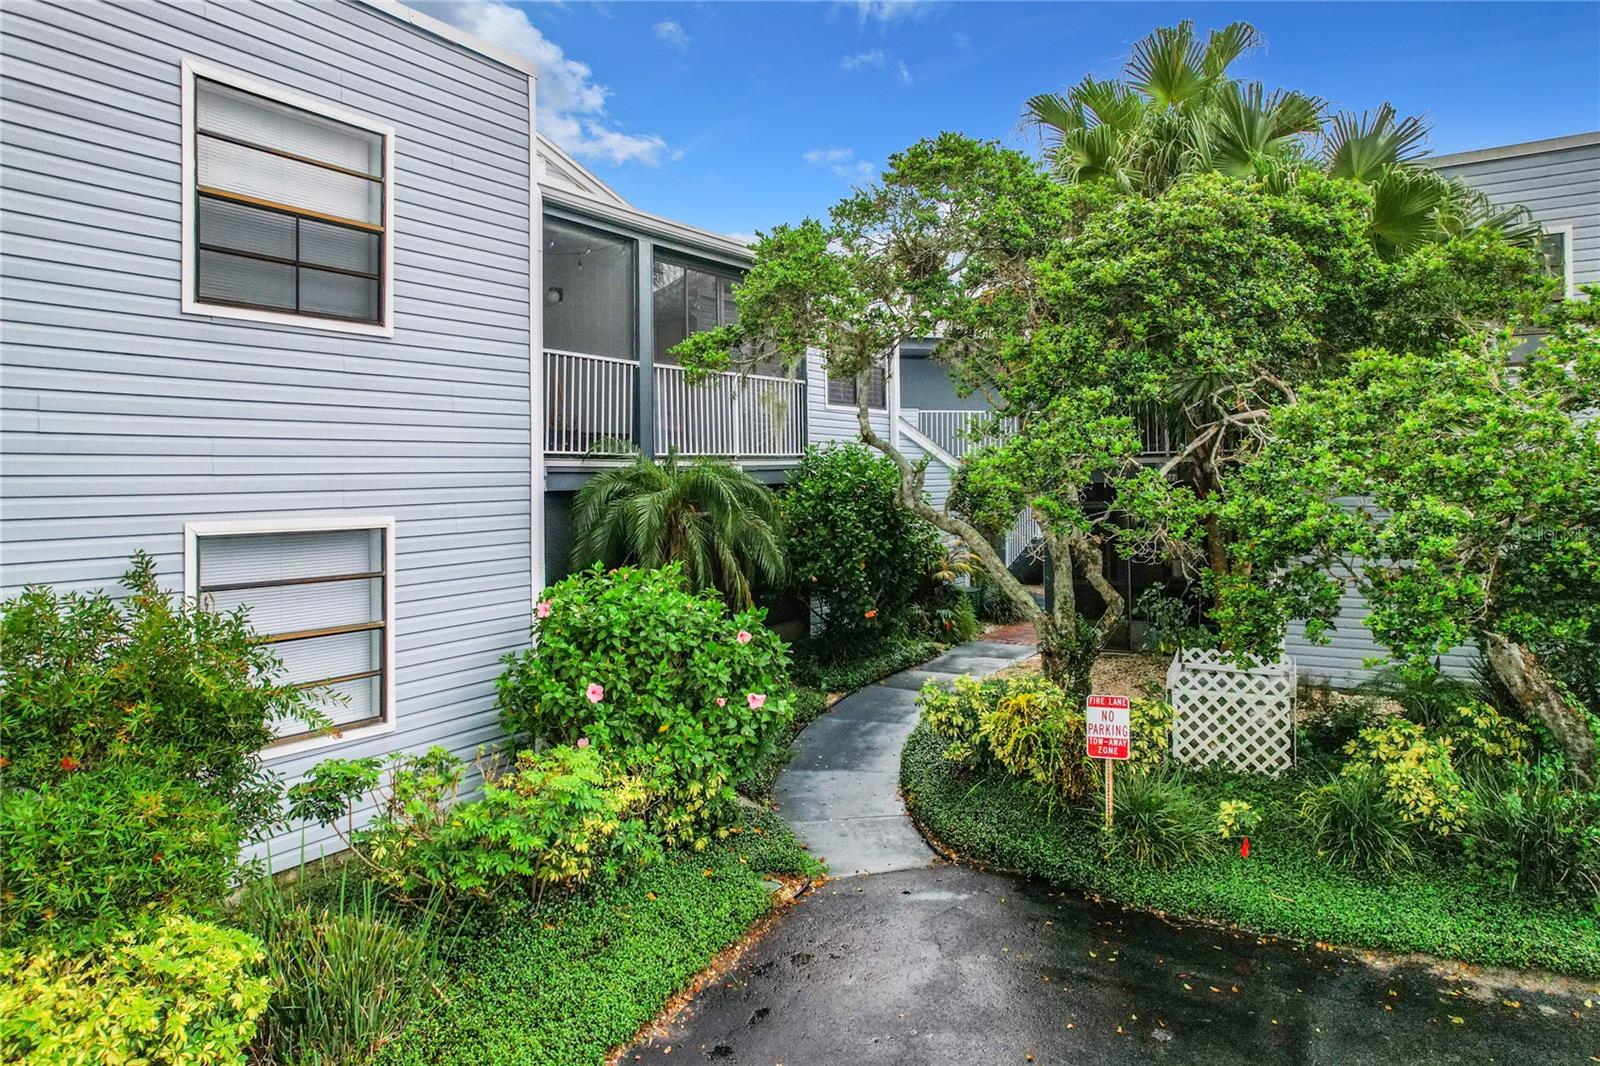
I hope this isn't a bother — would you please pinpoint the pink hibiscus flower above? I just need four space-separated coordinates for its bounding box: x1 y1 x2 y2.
536 600 552 619
746 693 767 710
737 629 752 645
577 737 590 749
715 697 727 707
586 683 605 703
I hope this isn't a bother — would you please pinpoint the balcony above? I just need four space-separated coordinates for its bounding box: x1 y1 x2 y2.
913 406 1179 460
544 349 805 462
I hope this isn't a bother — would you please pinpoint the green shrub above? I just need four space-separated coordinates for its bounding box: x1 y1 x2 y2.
784 444 945 640
972 577 1024 624
0 553 315 840
0 763 240 950
1107 770 1218 868
498 564 793 849
918 675 995 766
981 682 1084 799
1342 718 1472 838
921 587 979 644
918 673 1170 797
1357 664 1478 730
1438 700 1532 772
1468 758 1600 899
1296 682 1381 757
287 745 660 902
1299 769 1416 871
1215 798 1261 840
243 870 445 1066
790 634 940 692
0 913 270 1066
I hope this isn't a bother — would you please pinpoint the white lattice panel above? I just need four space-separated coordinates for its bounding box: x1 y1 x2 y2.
1167 649 1296 776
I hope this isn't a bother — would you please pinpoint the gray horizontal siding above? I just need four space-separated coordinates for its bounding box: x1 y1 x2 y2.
896 417 955 514
1435 142 1600 289
805 350 892 446
1284 581 1477 689
0 0 533 869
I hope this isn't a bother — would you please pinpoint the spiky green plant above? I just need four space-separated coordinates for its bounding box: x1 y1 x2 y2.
570 451 786 609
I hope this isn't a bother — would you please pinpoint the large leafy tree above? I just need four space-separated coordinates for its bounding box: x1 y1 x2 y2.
1215 298 1600 779
569 451 785 609
1024 19 1535 260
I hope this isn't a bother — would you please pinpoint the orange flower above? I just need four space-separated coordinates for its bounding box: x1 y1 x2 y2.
864 609 878 619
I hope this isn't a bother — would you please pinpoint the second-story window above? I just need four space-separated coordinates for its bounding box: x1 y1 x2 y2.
653 258 740 364
183 62 393 331
827 365 887 410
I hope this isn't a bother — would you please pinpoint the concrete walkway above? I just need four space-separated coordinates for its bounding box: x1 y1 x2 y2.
772 638 1037 876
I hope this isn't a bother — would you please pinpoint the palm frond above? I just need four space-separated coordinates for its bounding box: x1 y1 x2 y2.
1127 20 1207 109
1323 103 1431 182
1200 21 1261 82
1367 164 1449 259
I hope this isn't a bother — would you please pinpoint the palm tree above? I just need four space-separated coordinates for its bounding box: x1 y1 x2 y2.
1024 20 1536 259
570 451 786 609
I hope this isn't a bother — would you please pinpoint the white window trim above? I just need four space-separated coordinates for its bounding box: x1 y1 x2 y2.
184 515 398 761
1543 221 1576 298
179 58 397 338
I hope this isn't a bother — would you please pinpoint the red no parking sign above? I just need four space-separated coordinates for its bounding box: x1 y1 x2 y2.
1085 693 1131 760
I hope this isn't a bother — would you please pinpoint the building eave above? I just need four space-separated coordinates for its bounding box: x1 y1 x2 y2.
355 0 539 79
541 185 755 264
1424 131 1600 169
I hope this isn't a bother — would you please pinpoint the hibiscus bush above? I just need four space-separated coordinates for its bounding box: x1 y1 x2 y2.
498 564 793 849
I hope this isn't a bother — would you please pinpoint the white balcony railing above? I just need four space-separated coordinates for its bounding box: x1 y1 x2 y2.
544 350 805 461
917 406 1179 459
655 364 805 459
545 349 637 456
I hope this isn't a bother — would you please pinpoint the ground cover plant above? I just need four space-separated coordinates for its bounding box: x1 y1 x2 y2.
375 811 819 1066
904 660 1600 975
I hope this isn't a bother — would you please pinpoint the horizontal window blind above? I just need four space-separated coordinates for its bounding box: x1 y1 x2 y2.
192 78 386 324
826 365 887 410
197 527 388 741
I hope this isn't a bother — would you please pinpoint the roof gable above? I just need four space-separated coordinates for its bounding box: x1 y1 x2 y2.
536 133 630 208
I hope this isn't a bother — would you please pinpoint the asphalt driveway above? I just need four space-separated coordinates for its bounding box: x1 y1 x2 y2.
625 862 1594 1065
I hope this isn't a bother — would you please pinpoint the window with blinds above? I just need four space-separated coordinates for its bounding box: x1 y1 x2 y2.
191 75 388 325
826 365 887 410
195 525 390 744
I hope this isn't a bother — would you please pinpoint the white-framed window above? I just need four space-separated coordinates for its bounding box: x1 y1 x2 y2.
1540 222 1575 298
826 364 887 410
184 517 396 758
180 59 396 336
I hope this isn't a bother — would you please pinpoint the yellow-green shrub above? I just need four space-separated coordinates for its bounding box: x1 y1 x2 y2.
919 672 1173 800
981 685 1087 797
0 913 270 1066
1343 719 1470 837
1439 701 1530 770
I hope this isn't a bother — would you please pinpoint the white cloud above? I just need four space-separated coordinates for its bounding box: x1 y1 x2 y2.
653 19 690 50
897 59 912 85
422 1 676 167
849 0 934 25
803 147 854 165
841 48 887 71
803 146 876 183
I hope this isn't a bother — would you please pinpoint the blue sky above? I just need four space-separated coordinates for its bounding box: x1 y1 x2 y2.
428 1 1600 240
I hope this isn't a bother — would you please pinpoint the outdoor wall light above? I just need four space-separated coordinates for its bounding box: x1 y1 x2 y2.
545 287 564 305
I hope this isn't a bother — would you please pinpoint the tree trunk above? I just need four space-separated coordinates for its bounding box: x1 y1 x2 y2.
1484 632 1595 785
1037 618 1097 705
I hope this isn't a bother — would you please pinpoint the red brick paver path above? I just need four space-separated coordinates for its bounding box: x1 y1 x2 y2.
984 621 1038 645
